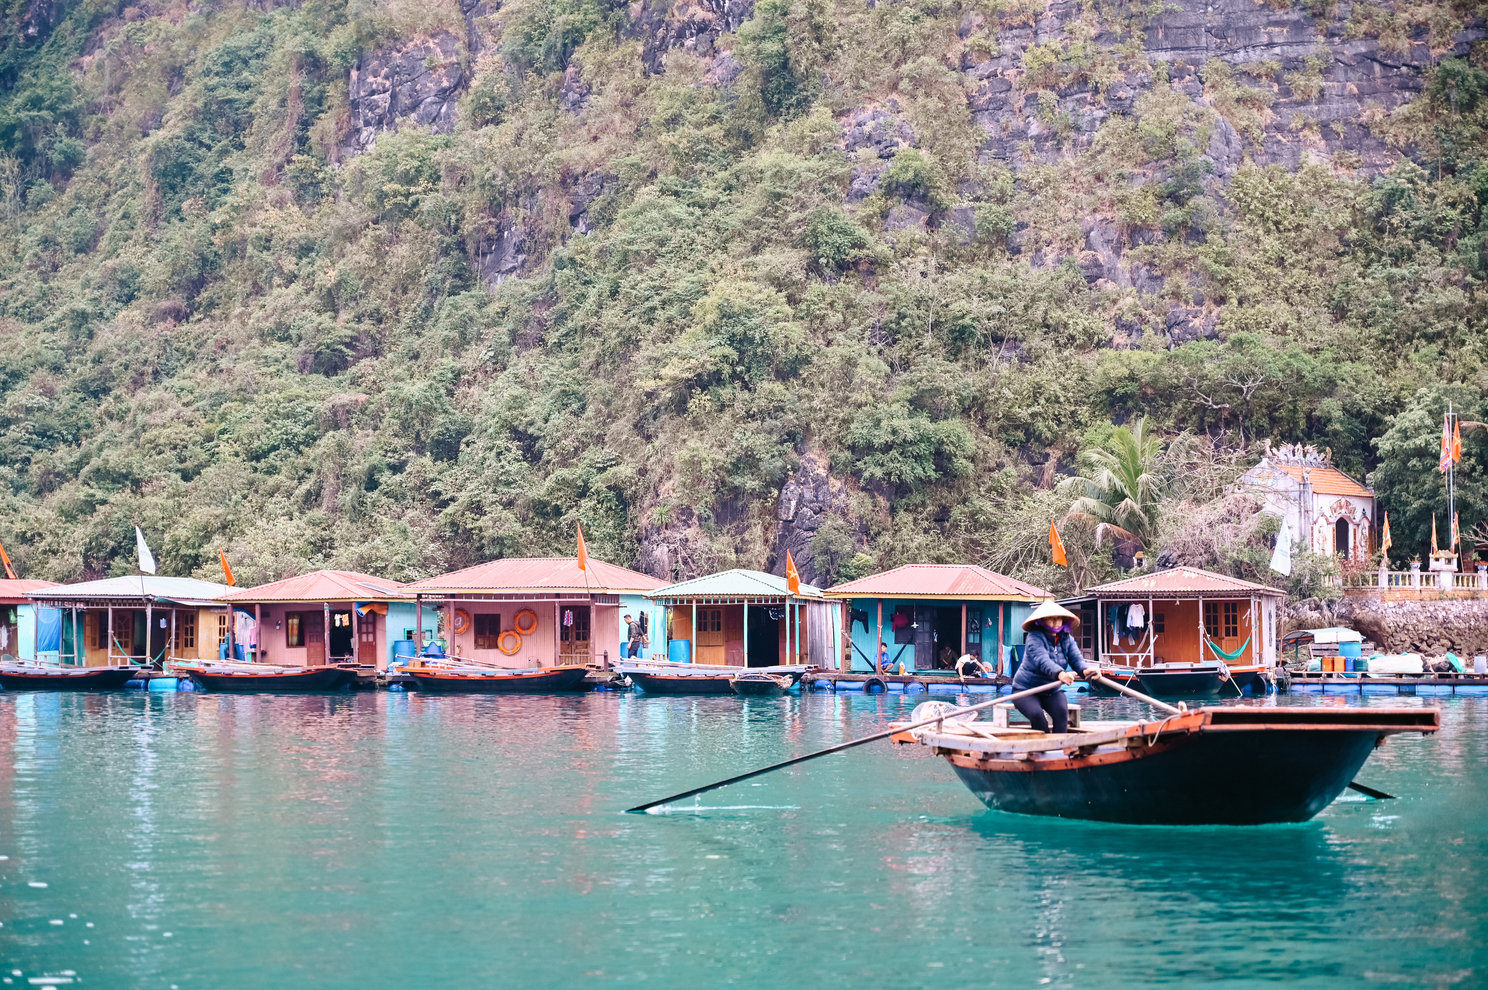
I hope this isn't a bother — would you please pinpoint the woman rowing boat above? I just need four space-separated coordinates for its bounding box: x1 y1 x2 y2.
1012 600 1094 733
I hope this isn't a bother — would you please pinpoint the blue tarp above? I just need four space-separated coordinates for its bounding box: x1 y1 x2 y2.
36 608 62 652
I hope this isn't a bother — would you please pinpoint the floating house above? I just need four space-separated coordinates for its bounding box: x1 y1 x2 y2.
0 579 59 661
827 565 1050 674
28 576 234 665
1063 567 1284 668
402 558 667 668
648 569 841 668
216 570 422 669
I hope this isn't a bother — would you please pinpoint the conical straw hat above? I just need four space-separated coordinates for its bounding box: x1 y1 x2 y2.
1022 599 1080 633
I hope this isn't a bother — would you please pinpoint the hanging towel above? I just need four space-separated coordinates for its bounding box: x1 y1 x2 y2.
1128 604 1145 629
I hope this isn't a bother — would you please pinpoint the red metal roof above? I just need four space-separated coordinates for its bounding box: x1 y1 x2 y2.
0 579 58 604
828 564 1050 600
219 570 409 603
1275 465 1373 499
1084 567 1285 598
402 558 666 596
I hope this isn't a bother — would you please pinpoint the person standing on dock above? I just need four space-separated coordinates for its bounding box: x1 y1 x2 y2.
624 614 646 659
1012 600 1093 733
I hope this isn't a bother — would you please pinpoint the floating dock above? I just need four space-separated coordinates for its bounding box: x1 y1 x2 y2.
1288 674 1488 695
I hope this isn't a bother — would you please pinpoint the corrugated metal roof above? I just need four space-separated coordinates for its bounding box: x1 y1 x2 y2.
1085 567 1285 598
649 569 824 601
827 564 1049 600
1275 465 1373 499
403 558 666 595
30 575 235 605
219 570 409 603
0 579 58 604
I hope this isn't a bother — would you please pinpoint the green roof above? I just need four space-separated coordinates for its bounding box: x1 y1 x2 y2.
648 569 825 602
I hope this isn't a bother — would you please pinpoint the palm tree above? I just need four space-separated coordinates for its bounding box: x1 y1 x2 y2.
1059 417 1164 552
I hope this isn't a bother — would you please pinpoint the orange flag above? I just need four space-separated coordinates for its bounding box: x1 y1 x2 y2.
785 550 800 594
0 540 14 580
576 524 588 572
1432 515 1439 556
1453 415 1463 464
1049 520 1068 567
1380 512 1392 556
219 547 235 586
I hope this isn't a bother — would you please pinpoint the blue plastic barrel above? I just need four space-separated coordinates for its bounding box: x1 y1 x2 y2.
392 640 417 665
1340 641 1362 659
668 640 691 664
1344 656 1356 673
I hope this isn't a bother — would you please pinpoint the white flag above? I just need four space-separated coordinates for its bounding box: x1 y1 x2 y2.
1269 518 1292 577
135 526 157 575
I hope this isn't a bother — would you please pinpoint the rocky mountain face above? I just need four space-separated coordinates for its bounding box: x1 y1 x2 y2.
303 0 1483 584
1295 595 1488 656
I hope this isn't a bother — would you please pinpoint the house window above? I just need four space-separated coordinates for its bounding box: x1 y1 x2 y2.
1203 602 1217 637
286 613 304 648
217 613 228 647
1154 612 1166 634
178 612 196 650
474 614 501 650
1222 602 1239 638
1204 602 1239 637
93 612 108 650
704 609 722 632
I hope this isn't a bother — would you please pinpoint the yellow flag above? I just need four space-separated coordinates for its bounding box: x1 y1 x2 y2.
1049 520 1068 567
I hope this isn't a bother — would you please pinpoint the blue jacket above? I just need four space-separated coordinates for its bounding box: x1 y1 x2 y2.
1014 627 1087 687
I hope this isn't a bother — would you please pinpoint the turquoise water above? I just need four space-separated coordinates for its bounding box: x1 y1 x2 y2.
0 690 1481 988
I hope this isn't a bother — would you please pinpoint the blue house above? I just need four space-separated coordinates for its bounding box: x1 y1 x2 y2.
827 565 1050 674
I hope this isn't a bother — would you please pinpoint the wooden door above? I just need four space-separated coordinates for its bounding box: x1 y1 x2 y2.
357 612 379 666
723 607 744 666
306 612 325 666
559 606 590 665
695 607 725 664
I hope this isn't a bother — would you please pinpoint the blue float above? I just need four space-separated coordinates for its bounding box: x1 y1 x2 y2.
148 677 179 692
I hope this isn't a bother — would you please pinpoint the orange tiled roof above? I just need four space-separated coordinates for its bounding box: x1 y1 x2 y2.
403 558 666 595
1085 566 1285 598
1275 465 1373 499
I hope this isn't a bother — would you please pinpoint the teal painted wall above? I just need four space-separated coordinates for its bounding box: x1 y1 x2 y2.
386 603 439 664
618 595 665 662
844 599 1035 673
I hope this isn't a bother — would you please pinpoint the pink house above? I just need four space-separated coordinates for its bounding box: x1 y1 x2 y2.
217 570 412 669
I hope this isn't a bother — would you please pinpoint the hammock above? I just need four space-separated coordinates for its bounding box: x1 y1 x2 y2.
1206 636 1251 662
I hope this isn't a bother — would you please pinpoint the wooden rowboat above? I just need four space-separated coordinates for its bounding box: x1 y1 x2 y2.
621 660 809 684
627 669 737 695
0 662 138 691
896 703 1439 825
1134 661 1231 698
729 672 793 696
175 662 358 693
403 663 590 694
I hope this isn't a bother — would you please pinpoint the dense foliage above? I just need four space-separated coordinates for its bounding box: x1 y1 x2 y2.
0 0 1485 591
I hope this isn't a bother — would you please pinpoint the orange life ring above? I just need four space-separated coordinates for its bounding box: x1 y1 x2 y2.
497 630 523 656
452 609 472 635
513 609 539 635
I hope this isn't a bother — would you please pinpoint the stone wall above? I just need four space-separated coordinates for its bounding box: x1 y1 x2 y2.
1289 595 1488 656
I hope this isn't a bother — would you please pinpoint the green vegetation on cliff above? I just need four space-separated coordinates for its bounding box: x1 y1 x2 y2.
0 0 1485 589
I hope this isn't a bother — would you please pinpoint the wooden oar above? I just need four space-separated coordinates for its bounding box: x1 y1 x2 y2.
625 681 1061 814
1089 673 1398 801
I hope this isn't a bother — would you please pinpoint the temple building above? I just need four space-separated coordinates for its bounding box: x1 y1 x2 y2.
1239 443 1376 560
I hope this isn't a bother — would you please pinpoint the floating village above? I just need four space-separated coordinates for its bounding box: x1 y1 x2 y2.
0 437 1479 826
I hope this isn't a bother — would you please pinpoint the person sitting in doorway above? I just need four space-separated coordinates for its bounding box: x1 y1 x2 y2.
877 641 892 672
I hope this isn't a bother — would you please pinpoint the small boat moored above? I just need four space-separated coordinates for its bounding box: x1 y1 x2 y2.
896 702 1439 825
174 661 359 692
729 672 793 696
402 661 590 693
0 661 139 691
621 660 808 695
1135 661 1234 698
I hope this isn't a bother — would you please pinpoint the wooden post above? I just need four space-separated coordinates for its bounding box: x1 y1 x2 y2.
322 602 332 665
996 602 1004 675
1196 594 1204 668
71 606 79 665
415 599 423 652
553 599 561 667
743 601 749 666
226 606 236 662
107 605 113 664
1147 597 1155 667
144 599 153 665
690 602 696 665
255 603 262 662
168 608 176 664
447 599 455 657
960 603 967 655
875 601 883 673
